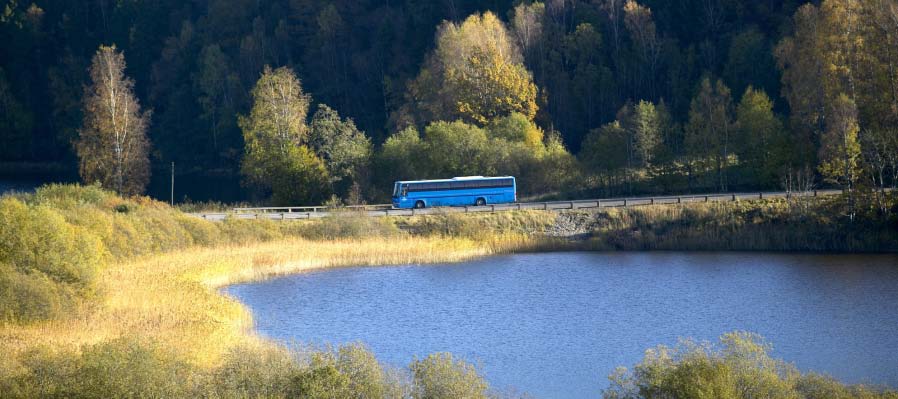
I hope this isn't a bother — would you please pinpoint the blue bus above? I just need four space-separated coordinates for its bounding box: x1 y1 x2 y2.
392 176 516 209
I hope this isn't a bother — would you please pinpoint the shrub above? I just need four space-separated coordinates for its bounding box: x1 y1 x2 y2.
406 211 555 239
175 214 223 247
207 344 299 398
336 343 389 398
30 183 112 208
603 332 898 399
409 353 489 399
219 217 284 244
0 263 77 323
296 214 402 240
0 197 104 322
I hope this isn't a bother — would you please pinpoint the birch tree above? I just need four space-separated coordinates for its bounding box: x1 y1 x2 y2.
76 45 151 196
239 66 329 205
819 94 861 191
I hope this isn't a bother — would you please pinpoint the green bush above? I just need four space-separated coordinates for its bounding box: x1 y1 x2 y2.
7 339 193 399
0 197 105 322
0 263 77 323
206 344 299 398
410 353 489 399
219 217 284 244
604 332 898 399
30 183 113 208
0 184 342 324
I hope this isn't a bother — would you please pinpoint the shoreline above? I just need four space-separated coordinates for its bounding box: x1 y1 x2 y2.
1 236 509 367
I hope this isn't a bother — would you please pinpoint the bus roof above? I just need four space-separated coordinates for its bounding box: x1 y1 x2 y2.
395 176 514 184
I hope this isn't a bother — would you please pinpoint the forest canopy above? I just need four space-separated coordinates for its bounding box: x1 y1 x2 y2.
1 0 896 204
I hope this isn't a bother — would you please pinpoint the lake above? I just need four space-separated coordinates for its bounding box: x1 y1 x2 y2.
224 252 898 398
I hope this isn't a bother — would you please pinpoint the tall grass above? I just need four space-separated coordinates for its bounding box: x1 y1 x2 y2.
581 196 898 252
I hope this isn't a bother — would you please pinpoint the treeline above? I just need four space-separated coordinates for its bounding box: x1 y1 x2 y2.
1 0 897 205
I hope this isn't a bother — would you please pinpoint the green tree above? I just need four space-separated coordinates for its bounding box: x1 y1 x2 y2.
407 12 538 126
0 67 33 160
735 87 788 187
629 100 663 168
422 120 492 177
580 122 630 194
195 44 241 154
377 127 427 183
239 66 329 205
409 353 489 399
309 104 373 198
76 45 151 196
486 112 544 150
685 77 735 191
725 27 778 98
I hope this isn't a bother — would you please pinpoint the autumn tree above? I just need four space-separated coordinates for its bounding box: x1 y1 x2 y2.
685 77 734 191
510 2 545 64
406 11 538 126
76 45 151 196
239 66 329 205
486 112 544 151
309 104 373 198
819 94 861 191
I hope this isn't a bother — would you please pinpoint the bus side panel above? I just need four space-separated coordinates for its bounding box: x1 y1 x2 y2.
394 179 516 208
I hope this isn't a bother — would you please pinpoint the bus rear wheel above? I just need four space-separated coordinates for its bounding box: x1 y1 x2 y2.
475 198 486 206
414 201 426 209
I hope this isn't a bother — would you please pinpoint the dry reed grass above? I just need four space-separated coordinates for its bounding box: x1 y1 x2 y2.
0 235 510 369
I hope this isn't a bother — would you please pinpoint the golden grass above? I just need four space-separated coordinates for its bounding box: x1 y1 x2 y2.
0 235 515 369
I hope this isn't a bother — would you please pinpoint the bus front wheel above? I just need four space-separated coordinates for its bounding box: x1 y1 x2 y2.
414 201 426 209
475 198 486 206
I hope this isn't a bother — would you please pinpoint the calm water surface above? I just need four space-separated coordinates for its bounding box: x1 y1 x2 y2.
225 252 898 398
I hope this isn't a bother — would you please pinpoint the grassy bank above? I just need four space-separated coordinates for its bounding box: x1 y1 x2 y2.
0 184 535 397
1 184 896 397
575 195 898 252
